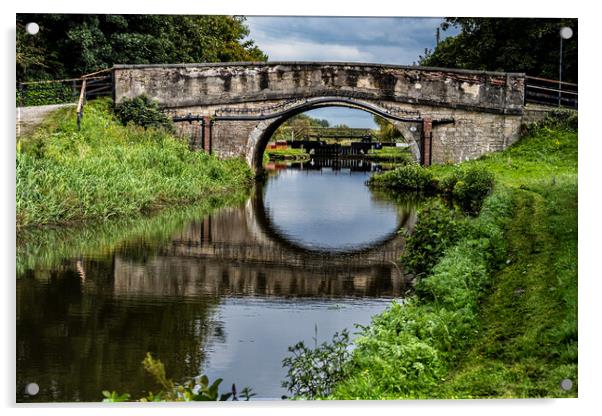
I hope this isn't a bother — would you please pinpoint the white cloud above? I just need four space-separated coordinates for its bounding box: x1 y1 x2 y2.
255 39 369 62
245 16 456 65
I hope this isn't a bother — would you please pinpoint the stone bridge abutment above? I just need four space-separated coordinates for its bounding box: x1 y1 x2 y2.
113 62 526 172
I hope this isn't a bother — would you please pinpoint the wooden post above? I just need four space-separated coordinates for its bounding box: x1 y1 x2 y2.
202 116 212 154
76 78 86 130
421 117 433 167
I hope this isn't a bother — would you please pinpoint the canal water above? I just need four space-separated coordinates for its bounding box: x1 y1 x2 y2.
16 159 417 402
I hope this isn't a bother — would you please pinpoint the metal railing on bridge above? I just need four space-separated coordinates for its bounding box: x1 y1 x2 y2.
278 126 374 141
525 75 578 109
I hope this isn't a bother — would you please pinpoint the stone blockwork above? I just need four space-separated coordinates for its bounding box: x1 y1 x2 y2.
112 62 528 171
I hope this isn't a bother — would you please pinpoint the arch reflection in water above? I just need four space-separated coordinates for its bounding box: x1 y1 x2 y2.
17 161 418 401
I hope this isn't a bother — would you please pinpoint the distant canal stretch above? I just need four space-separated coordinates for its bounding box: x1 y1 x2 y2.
17 158 417 402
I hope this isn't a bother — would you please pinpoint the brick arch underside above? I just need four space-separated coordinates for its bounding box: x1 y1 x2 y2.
244 97 423 172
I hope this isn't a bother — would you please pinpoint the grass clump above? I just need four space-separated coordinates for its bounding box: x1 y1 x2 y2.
366 146 413 163
368 163 436 192
265 147 310 161
16 98 253 228
441 165 495 214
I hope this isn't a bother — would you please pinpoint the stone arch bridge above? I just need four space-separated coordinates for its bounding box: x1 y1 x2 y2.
113 62 526 172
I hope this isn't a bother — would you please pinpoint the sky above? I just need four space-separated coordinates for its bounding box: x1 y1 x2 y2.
245 16 459 128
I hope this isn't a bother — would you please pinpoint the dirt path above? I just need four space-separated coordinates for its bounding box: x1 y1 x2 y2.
16 103 74 137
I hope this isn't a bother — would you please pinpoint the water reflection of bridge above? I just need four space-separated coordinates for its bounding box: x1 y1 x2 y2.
112 188 417 299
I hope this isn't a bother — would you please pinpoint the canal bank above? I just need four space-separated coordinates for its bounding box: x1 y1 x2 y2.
16 98 253 229
329 114 578 399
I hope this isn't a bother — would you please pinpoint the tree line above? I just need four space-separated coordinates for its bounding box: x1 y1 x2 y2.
420 18 578 83
16 14 267 82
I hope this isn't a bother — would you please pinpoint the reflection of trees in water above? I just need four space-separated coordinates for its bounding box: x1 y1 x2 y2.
16 190 250 276
17 257 221 402
370 188 427 214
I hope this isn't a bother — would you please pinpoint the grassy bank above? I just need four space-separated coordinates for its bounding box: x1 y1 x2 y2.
329 118 577 399
16 99 253 228
366 146 413 163
265 147 310 161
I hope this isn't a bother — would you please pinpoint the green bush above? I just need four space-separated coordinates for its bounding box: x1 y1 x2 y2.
438 170 461 194
282 329 351 399
452 166 495 214
369 163 436 192
401 201 465 277
114 95 173 131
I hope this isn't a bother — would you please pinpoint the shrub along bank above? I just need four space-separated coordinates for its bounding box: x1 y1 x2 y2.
16 98 253 228
318 114 577 399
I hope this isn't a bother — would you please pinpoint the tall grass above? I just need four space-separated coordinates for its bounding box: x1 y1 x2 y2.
17 99 253 228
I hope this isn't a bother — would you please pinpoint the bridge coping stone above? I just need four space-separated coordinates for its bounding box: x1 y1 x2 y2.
112 61 525 78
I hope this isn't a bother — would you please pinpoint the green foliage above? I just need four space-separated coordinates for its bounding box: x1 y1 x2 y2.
451 166 495 214
401 201 466 277
372 115 403 142
102 391 130 402
368 163 436 192
16 98 253 228
17 82 75 106
421 18 578 83
366 146 413 163
282 328 351 399
16 14 267 82
114 95 173 131
103 353 255 402
370 162 495 214
331 190 512 399
523 109 578 135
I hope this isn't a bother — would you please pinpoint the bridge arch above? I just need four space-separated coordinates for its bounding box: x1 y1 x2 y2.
244 97 423 172
113 62 526 168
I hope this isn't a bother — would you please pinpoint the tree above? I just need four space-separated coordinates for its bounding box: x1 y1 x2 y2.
420 18 577 83
16 14 267 81
373 115 403 143
272 114 331 141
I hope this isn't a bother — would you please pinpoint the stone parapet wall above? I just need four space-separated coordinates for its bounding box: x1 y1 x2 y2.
113 62 525 115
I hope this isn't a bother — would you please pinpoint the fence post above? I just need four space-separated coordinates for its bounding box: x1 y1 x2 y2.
76 78 87 130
